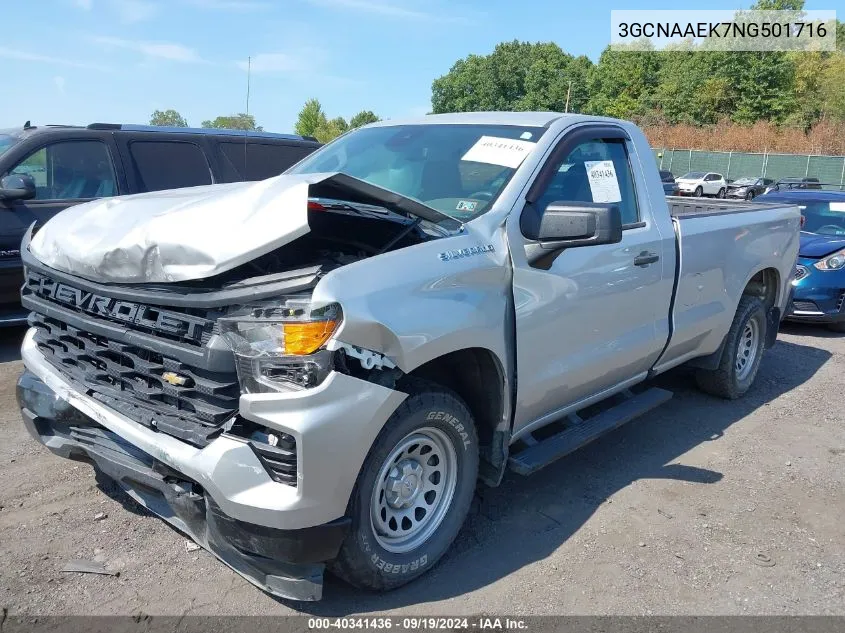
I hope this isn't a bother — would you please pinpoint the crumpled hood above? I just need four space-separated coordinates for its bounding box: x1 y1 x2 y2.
29 171 448 284
799 232 845 258
28 173 332 283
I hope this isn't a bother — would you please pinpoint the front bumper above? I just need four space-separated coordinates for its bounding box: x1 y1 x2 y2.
18 370 348 601
785 261 845 324
725 189 751 199
19 327 408 600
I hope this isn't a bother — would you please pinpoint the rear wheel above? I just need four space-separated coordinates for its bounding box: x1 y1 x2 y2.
330 379 478 591
694 186 703 197
696 296 767 399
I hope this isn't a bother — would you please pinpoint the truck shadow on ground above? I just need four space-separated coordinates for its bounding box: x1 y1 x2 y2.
295 336 831 614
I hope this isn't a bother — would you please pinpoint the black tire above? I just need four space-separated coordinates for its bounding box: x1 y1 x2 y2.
717 187 726 199
694 186 703 197
330 378 479 592
746 190 755 201
828 321 845 333
696 296 767 400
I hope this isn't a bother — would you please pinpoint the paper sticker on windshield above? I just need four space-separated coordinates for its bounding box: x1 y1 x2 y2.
456 200 478 213
462 136 536 169
584 160 622 203
830 202 845 212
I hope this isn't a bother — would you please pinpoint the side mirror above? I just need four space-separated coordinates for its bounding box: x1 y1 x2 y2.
0 174 36 202
522 200 623 246
521 201 623 268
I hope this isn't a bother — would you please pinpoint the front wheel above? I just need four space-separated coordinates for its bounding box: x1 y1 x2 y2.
694 186 703 197
717 188 726 199
330 379 479 591
746 190 755 201
696 296 767 399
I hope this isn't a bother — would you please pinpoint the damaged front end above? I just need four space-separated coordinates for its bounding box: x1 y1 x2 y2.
16 174 461 600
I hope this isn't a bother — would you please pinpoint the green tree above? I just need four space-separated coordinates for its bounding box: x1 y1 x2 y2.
150 109 188 127
295 98 328 137
349 110 380 129
586 42 661 118
313 116 349 143
201 113 263 131
430 41 594 114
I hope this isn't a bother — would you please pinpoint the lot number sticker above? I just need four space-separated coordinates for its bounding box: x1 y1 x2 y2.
584 160 622 203
462 136 536 169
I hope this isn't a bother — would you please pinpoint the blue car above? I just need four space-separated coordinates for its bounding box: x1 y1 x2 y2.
756 190 845 332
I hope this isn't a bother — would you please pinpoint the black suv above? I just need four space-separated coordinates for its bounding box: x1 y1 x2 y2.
0 122 321 324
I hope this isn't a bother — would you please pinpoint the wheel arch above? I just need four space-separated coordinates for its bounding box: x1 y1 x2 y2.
400 346 511 487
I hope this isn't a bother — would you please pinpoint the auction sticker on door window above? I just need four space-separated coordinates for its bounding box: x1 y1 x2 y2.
462 136 536 169
584 160 622 203
830 202 845 212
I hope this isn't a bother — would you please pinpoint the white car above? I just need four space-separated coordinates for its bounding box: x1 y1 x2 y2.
676 171 727 198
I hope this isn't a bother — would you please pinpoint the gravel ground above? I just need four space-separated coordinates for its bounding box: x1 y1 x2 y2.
0 323 843 616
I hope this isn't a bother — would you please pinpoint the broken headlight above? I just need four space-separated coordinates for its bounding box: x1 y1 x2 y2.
219 298 341 393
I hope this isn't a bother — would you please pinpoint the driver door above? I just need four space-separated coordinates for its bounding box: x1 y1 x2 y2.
507 125 674 436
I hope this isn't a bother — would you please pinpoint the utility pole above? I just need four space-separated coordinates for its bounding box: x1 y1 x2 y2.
245 56 251 119
564 80 572 113
243 56 251 180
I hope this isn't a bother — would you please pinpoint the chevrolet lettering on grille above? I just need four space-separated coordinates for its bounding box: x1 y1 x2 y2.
26 271 208 344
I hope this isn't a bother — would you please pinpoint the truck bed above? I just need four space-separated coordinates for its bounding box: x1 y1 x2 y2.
667 197 789 219
653 196 800 376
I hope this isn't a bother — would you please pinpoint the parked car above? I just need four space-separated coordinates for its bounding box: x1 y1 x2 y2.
676 171 727 197
17 112 799 601
725 177 774 200
764 177 822 194
757 189 845 332
0 122 321 325
659 170 679 196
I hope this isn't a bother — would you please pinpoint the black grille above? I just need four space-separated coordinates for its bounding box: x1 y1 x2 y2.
837 291 845 313
32 313 239 447
792 300 820 313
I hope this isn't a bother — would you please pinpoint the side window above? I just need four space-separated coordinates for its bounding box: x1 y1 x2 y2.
128 141 212 193
533 137 640 226
7 141 116 200
219 142 315 181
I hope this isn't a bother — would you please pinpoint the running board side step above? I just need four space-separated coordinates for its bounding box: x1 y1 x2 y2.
508 387 673 476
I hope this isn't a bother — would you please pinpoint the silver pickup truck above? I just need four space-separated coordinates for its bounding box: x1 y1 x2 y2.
16 112 800 601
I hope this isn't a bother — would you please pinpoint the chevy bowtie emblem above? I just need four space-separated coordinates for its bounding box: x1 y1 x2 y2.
161 371 190 387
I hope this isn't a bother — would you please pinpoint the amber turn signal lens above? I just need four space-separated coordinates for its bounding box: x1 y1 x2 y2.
282 320 338 355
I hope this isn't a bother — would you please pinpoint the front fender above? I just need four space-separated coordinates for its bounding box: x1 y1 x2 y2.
312 225 513 377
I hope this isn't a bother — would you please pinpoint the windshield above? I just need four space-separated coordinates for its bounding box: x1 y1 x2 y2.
287 123 546 221
659 171 673 182
799 201 845 236
681 171 705 179
733 177 758 185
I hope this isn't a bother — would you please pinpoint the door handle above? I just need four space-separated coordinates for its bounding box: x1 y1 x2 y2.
634 252 659 267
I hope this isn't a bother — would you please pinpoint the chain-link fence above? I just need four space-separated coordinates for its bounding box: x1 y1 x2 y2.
652 148 845 186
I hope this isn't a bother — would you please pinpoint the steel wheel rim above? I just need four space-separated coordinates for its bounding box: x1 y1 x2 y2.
735 318 760 381
370 426 458 554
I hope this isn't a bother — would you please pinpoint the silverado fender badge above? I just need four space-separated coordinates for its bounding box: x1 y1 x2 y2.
438 244 495 262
